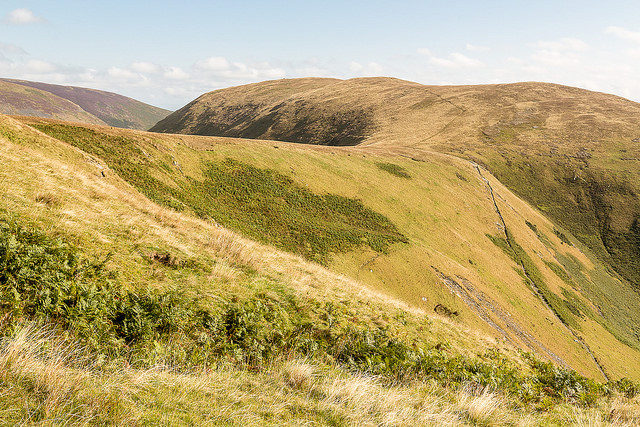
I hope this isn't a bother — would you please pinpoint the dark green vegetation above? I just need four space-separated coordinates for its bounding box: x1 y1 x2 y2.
375 162 411 178
0 78 170 130
483 153 640 290
201 159 408 262
486 231 640 354
1 217 637 408
30 123 406 264
487 233 590 332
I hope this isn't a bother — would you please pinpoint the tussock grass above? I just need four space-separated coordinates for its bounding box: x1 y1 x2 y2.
2 325 638 426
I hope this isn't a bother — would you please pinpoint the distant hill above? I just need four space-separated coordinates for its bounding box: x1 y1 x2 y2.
0 80 107 125
0 78 170 129
151 77 640 294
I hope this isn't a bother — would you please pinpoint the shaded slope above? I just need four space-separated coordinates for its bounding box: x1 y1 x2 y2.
19 116 640 381
1 78 171 129
154 78 640 292
151 77 378 145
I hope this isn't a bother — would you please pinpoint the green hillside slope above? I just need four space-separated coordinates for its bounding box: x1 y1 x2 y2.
2 114 639 424
152 78 640 297
19 115 640 383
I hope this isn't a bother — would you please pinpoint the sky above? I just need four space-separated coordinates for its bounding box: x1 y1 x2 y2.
1 0 640 110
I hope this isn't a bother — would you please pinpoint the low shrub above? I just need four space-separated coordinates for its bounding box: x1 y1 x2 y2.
1 219 635 407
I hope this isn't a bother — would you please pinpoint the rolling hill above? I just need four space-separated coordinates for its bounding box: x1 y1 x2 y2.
1 77 640 423
151 77 640 297
0 78 170 129
17 114 640 383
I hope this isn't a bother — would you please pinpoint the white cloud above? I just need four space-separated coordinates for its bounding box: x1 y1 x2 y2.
107 67 139 80
531 50 579 66
195 56 230 71
416 47 432 56
429 52 483 68
30 60 56 73
528 38 589 68
194 58 285 81
5 8 43 25
532 37 589 52
466 43 489 52
131 61 160 73
163 66 189 80
348 61 383 76
605 26 640 43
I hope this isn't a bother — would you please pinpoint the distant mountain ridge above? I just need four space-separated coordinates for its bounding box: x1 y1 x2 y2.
0 78 170 130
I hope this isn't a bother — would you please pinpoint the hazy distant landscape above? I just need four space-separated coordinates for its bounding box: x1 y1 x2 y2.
1 1 640 425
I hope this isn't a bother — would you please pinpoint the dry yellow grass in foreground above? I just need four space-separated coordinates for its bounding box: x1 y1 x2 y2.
2 323 639 426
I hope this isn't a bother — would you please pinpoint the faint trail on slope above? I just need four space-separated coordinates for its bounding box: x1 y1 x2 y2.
471 162 610 382
415 91 468 144
432 267 569 368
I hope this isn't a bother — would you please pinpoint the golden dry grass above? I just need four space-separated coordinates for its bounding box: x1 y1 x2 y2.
2 323 638 426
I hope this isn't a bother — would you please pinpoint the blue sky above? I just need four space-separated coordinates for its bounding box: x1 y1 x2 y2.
1 0 639 109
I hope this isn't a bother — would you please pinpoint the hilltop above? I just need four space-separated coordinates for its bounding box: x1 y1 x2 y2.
0 78 170 129
152 77 640 297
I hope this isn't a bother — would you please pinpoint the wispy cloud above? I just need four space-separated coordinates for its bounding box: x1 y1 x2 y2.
348 61 383 76
528 37 589 66
532 37 589 52
195 56 231 71
4 8 44 25
417 48 483 68
430 52 483 68
163 66 190 80
131 62 160 74
605 26 640 43
0 43 27 54
466 43 489 52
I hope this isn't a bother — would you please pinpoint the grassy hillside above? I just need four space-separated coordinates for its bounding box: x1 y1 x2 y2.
152 78 640 296
0 80 106 125
3 114 640 423
1 78 171 130
18 115 640 381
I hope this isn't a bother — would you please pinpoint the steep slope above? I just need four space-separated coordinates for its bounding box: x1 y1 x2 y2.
18 116 640 382
152 78 640 294
0 80 106 125
8 113 640 424
1 78 171 129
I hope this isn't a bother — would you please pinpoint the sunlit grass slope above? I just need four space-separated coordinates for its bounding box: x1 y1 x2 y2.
2 114 640 424
152 77 640 296
15 116 640 384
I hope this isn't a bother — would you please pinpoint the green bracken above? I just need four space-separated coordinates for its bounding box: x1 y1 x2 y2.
1 218 637 409
30 123 408 264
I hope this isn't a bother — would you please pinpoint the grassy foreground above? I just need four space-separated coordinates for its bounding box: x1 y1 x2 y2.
0 219 638 425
